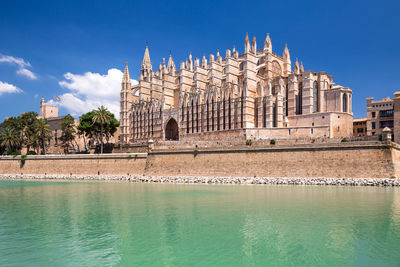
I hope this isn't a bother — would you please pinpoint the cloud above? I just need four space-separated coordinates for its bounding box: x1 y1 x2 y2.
0 54 37 80
0 81 22 96
16 68 37 80
54 68 137 119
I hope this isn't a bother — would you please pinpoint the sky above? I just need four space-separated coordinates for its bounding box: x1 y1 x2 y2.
0 0 399 121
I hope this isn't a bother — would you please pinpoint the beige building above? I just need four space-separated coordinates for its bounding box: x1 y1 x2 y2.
353 118 367 136
366 92 400 142
39 98 82 153
120 34 353 143
366 96 394 137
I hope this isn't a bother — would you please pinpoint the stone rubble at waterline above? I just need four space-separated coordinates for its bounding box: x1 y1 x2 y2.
1 174 400 186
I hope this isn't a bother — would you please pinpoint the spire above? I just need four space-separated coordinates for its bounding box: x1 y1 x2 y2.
167 52 175 72
300 61 304 73
252 36 257 52
141 43 152 72
294 58 300 75
264 33 272 53
123 62 131 83
202 54 207 67
283 43 290 62
245 33 250 53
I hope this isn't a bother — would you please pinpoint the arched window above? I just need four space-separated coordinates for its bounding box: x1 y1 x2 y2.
263 98 266 128
313 81 319 113
191 99 194 133
239 62 244 71
240 91 244 128
212 97 215 131
223 97 226 130
297 82 303 115
285 84 288 117
273 103 277 127
228 96 232 129
343 93 348 112
186 103 189 133
272 61 282 77
217 100 221 131
207 99 210 131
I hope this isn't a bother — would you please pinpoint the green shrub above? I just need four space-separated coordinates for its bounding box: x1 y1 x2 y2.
341 138 348 143
270 139 276 145
26 151 37 155
10 151 18 157
20 154 26 167
246 139 253 146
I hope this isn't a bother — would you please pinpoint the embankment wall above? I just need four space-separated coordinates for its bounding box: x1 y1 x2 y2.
0 142 399 178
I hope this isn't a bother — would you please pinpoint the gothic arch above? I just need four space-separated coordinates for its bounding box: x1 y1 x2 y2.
165 117 179 141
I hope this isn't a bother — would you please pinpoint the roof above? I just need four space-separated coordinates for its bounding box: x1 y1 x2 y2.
353 118 367 122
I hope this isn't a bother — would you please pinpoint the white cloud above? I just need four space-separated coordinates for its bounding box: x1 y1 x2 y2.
16 68 37 80
0 55 30 68
54 68 137 119
0 81 22 96
0 54 37 80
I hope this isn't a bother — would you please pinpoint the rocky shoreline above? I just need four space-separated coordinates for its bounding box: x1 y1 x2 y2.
1 174 400 186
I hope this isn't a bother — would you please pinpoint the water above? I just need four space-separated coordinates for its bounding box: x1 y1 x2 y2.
0 181 400 266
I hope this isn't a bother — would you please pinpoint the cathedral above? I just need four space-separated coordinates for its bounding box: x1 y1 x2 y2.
120 34 353 143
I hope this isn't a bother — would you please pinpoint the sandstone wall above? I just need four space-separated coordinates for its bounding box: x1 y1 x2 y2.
0 143 398 178
0 154 147 176
145 143 396 178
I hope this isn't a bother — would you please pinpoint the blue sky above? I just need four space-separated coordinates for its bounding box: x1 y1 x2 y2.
0 0 399 120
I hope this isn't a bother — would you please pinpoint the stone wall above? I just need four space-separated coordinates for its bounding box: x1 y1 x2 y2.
0 142 399 178
0 154 147 176
145 143 397 178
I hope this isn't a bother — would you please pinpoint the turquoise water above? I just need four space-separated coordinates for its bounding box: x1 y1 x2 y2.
0 181 400 266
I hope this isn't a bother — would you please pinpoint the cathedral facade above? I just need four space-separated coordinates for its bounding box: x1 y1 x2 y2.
120 34 353 143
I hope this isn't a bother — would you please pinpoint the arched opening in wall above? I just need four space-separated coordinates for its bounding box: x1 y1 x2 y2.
297 82 303 115
186 103 189 134
217 100 221 131
263 99 266 127
285 84 288 116
272 61 282 78
212 97 215 131
223 96 226 130
207 99 210 131
313 81 319 113
343 93 348 112
273 103 277 127
191 99 194 133
228 96 232 129
196 99 199 132
240 91 244 128
165 118 179 141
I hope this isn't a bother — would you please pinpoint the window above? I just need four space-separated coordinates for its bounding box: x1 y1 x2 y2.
271 61 282 77
313 81 319 113
379 110 393 118
342 93 347 112
372 122 376 129
372 112 376 118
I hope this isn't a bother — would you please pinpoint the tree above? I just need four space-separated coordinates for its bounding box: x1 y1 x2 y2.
0 128 21 155
78 108 119 153
59 115 77 153
19 112 39 151
92 106 112 154
35 119 52 155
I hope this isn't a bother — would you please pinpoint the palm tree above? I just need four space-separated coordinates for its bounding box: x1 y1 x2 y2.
92 106 111 154
35 119 52 155
0 128 21 154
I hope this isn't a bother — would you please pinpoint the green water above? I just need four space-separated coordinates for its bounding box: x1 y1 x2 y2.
1 181 400 266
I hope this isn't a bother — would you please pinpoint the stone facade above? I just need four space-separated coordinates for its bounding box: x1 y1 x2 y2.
353 118 367 136
1 142 400 179
366 93 400 141
120 34 353 143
